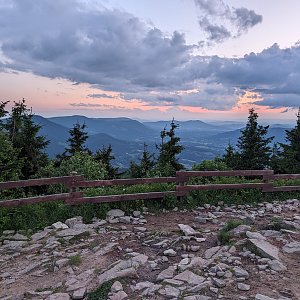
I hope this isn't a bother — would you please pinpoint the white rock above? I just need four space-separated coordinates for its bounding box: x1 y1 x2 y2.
49 294 70 300
51 222 69 230
163 249 177 257
267 260 287 272
255 294 277 300
282 241 300 254
178 224 197 236
107 209 125 218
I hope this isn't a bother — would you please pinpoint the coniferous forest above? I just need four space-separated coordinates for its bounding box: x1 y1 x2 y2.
1 99 300 231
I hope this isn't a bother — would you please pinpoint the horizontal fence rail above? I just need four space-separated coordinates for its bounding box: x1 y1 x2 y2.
0 170 300 207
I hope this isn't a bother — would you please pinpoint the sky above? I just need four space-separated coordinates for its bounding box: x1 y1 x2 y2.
0 0 300 121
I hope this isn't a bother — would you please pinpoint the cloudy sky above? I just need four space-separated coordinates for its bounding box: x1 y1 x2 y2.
1 0 300 121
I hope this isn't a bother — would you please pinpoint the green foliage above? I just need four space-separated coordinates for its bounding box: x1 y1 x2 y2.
277 109 300 173
68 254 82 266
94 145 118 179
218 219 244 245
236 108 274 170
128 143 155 178
2 99 49 179
156 119 184 176
0 132 22 182
87 281 113 300
65 122 89 156
59 152 107 180
192 158 230 171
223 143 240 169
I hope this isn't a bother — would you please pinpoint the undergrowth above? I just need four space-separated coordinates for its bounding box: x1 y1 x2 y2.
0 178 300 232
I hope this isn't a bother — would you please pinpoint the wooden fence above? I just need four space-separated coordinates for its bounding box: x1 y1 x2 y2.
0 170 300 208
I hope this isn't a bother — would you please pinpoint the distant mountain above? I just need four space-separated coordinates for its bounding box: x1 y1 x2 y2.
143 120 225 137
32 115 69 157
48 115 155 141
211 126 291 146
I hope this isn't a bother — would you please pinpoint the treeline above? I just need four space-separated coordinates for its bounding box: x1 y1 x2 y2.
1 99 300 185
0 99 184 183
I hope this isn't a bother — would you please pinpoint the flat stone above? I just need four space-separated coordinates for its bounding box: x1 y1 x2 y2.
159 286 180 298
51 221 68 230
183 296 211 300
282 241 300 254
72 287 86 299
56 228 89 238
49 293 70 300
233 266 249 279
107 209 125 218
98 254 148 285
31 230 49 241
248 238 280 260
204 246 220 259
255 294 277 300
267 260 287 272
246 231 266 240
109 291 128 300
179 256 211 271
174 270 205 286
65 216 83 228
133 227 147 232
212 277 226 288
56 258 69 268
157 266 176 281
178 224 197 236
11 233 29 241
237 283 250 291
163 249 177 256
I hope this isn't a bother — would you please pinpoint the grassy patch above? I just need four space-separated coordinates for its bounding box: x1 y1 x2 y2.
218 219 244 245
87 281 113 300
68 254 82 266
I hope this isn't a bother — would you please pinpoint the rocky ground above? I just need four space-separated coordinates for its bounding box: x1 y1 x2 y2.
1 199 300 300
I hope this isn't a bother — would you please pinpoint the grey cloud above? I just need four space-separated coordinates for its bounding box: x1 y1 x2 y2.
195 0 262 43
0 0 298 111
199 17 231 42
88 93 116 99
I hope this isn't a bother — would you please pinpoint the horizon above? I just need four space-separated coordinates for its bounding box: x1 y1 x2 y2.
1 1 300 121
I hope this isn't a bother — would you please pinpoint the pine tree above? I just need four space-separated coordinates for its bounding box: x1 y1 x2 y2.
236 108 274 170
4 99 49 179
222 143 239 169
279 108 300 173
66 122 89 155
128 143 155 178
156 119 184 176
94 145 118 179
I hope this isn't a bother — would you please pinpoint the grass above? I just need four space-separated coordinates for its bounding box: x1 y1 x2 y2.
1 177 300 232
87 281 113 300
218 219 244 245
68 254 82 266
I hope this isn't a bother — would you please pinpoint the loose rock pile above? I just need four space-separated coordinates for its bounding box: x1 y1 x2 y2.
0 199 300 299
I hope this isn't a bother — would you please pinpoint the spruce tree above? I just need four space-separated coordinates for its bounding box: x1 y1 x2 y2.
94 145 118 179
279 108 300 173
156 119 184 176
236 108 274 170
129 143 155 178
4 99 49 179
222 142 239 169
66 122 89 155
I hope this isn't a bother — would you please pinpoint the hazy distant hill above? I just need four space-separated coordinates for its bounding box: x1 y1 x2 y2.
32 115 293 169
48 115 155 141
211 126 291 146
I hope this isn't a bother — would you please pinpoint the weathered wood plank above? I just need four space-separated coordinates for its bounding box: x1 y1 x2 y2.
68 191 176 205
77 177 177 187
273 174 300 180
0 192 82 207
176 170 273 178
0 176 83 189
176 183 268 196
